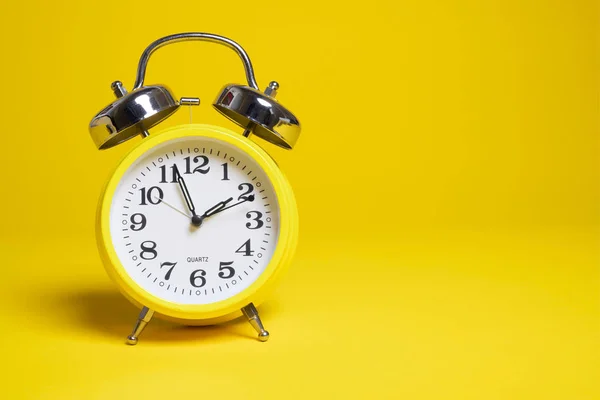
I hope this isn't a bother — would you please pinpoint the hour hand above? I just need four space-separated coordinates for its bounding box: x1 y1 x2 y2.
201 197 234 220
196 195 255 227
203 195 255 219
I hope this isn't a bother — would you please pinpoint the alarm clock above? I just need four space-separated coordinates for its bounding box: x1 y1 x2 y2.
88 33 300 345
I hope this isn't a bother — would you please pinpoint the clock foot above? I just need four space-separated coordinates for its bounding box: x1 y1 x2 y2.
241 303 269 342
126 306 154 345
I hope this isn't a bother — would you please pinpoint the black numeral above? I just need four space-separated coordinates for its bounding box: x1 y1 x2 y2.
246 211 264 230
218 261 235 279
235 239 254 256
130 213 146 231
221 163 230 181
190 269 207 287
139 187 163 205
160 261 177 280
237 183 254 201
159 165 178 183
184 156 210 174
140 241 157 260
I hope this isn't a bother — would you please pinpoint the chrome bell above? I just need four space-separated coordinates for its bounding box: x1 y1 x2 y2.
89 32 300 150
214 81 301 150
89 81 199 150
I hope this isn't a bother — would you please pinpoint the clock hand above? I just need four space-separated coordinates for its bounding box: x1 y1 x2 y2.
203 195 255 219
173 165 202 226
199 197 235 222
194 195 255 227
152 196 191 219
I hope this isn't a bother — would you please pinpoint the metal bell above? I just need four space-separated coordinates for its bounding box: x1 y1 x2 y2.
89 82 196 149
89 32 300 150
214 81 301 150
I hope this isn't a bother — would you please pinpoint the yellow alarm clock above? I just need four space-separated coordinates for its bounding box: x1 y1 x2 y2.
88 33 300 345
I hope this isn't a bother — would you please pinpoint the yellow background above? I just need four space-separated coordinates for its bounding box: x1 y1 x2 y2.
0 0 598 398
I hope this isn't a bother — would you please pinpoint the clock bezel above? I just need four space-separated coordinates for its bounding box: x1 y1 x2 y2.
96 124 298 321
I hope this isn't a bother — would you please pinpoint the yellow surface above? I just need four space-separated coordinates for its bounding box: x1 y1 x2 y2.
98 124 298 322
0 0 598 398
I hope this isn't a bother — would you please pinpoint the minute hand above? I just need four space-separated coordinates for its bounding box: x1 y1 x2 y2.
173 165 200 226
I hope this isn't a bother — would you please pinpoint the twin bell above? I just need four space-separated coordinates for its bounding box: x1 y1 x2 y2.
89 33 300 151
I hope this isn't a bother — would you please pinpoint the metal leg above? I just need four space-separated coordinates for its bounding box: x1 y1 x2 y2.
241 303 269 342
126 306 154 345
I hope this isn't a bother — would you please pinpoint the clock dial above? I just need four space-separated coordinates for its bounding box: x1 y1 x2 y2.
109 136 280 305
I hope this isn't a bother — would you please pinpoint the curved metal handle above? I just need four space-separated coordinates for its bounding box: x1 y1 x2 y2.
133 32 259 90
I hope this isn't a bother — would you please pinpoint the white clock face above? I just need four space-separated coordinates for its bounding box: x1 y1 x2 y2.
109 136 280 305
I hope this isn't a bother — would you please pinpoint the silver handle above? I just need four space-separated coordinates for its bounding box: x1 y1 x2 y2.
133 32 259 90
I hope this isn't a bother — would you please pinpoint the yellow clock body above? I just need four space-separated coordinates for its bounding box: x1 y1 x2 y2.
96 124 299 326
